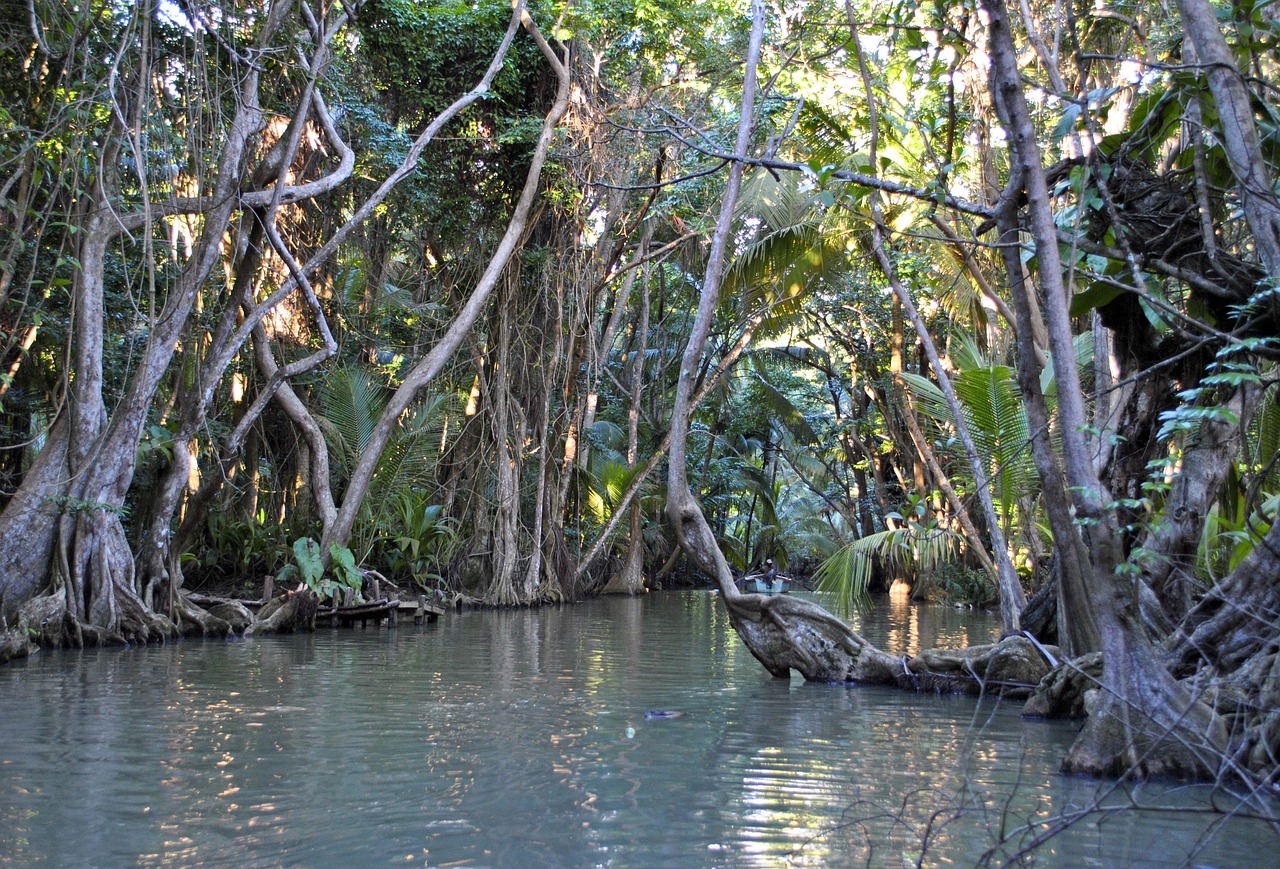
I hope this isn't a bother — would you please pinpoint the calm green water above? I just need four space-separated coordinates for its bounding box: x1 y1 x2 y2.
0 591 1273 867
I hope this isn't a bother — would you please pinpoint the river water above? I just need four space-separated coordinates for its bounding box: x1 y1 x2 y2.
0 591 1273 867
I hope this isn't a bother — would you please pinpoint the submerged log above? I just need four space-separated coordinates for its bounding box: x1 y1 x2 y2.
910 635 1054 698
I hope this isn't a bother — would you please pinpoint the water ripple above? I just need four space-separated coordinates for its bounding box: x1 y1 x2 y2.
0 595 1273 868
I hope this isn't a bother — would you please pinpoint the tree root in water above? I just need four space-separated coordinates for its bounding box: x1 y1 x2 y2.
0 628 33 663
723 592 1054 697
245 592 318 635
723 589 1278 786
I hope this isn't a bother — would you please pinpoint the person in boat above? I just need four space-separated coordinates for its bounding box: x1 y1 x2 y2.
763 559 777 583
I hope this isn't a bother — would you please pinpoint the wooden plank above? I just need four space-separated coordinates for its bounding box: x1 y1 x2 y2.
396 595 446 624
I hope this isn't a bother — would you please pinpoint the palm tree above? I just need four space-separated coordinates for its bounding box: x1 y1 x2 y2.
317 364 456 566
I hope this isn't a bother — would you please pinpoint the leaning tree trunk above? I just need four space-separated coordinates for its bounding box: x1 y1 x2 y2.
661 0 880 676
654 0 891 679
1177 0 1280 285
867 213 1027 632
136 28 357 609
997 205 1102 659
322 13 571 557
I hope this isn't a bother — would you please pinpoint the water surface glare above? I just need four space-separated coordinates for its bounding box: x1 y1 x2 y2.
0 591 1273 867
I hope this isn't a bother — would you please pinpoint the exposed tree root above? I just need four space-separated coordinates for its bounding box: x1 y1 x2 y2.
0 628 33 663
722 592 1053 697
600 533 646 596
720 582 1263 785
1167 571 1280 679
910 635 1053 698
173 593 234 638
1062 674 1228 780
1023 653 1103 719
1156 521 1280 781
206 600 257 634
245 592 318 635
17 589 123 648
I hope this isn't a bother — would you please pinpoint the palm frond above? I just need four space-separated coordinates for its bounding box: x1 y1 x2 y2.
367 392 456 510
585 458 643 524
912 222 988 325
794 101 859 169
746 344 833 371
725 172 848 322
901 361 1037 530
751 376 818 444
813 530 897 616
588 419 627 454
1248 381 1280 491
318 365 388 471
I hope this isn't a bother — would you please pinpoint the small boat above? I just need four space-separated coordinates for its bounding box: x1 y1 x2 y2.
743 575 789 595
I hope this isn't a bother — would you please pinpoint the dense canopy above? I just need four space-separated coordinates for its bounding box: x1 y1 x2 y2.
2 0 1279 795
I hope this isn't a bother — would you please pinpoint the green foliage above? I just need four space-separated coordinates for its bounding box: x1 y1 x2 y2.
815 495 958 616
329 543 365 594
286 537 325 590
349 0 553 238
562 0 744 90
43 495 129 518
1194 376 1280 583
1247 381 1280 492
901 336 1036 535
276 537 365 602
316 364 457 562
358 0 543 123
376 492 460 592
1204 491 1278 578
725 170 848 325
1157 342 1273 441
198 508 293 582
932 562 994 607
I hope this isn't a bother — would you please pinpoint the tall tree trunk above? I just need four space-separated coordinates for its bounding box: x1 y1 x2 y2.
485 279 526 606
984 0 1227 777
521 264 568 602
603 239 652 596
0 0 284 639
666 0 764 588
323 13 571 555
1177 0 1280 284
